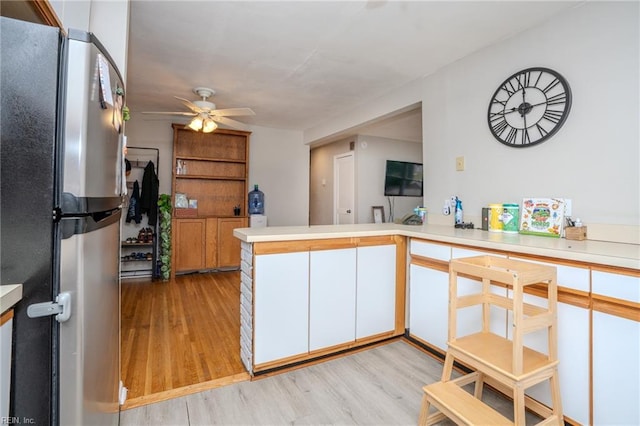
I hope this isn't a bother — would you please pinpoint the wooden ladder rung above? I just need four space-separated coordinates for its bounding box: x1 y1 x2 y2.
422 381 512 426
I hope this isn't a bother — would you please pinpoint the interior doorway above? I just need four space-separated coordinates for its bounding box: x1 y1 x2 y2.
334 152 355 224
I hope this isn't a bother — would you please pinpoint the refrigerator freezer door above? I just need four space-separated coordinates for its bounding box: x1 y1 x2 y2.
0 17 59 425
63 33 124 201
59 212 121 425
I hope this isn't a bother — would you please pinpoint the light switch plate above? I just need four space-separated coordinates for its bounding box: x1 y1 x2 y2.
456 156 465 171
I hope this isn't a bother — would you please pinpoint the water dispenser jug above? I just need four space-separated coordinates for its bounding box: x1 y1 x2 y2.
248 184 265 215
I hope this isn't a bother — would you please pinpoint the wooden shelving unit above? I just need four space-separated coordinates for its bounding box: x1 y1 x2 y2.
419 255 563 425
170 125 250 275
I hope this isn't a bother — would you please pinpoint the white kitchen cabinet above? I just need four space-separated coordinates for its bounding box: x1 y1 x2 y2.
409 264 449 350
309 248 356 351
592 271 640 425
253 251 309 365
356 244 396 339
509 292 590 425
593 311 640 425
410 239 450 260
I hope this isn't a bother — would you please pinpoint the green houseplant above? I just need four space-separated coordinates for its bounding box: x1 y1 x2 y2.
158 194 172 280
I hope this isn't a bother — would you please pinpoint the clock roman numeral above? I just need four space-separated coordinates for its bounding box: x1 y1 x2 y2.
500 82 516 96
547 92 567 106
517 71 531 89
491 98 507 107
536 123 549 138
491 118 509 135
522 128 531 145
542 77 561 94
542 109 563 124
505 127 518 144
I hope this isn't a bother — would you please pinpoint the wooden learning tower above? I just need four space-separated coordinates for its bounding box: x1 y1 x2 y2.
419 256 563 425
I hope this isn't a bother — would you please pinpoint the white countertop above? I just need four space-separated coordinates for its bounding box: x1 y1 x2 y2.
234 223 640 270
1 284 23 313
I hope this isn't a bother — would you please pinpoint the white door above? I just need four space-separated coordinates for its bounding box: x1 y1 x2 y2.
334 152 354 224
253 252 310 365
356 244 396 339
309 248 357 351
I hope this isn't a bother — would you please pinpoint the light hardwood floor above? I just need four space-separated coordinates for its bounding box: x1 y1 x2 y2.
120 271 249 408
119 340 540 425
120 272 540 424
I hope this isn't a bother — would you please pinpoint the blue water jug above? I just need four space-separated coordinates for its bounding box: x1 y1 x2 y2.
248 184 265 215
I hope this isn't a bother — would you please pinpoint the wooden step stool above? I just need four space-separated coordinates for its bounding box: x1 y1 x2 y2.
419 255 563 425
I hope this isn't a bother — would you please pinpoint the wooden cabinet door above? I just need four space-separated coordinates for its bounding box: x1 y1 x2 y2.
254 251 309 366
309 248 356 351
174 219 206 272
217 217 246 268
205 218 218 269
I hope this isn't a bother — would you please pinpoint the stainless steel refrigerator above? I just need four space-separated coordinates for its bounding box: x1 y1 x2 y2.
1 17 124 425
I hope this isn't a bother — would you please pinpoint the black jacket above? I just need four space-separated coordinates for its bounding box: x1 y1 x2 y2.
126 180 142 224
140 161 159 226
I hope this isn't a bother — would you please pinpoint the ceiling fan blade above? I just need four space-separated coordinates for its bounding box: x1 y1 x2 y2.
141 111 196 116
174 96 202 113
212 116 250 130
210 107 255 117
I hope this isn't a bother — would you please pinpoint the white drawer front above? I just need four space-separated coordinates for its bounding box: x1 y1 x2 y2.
592 270 640 303
410 239 451 261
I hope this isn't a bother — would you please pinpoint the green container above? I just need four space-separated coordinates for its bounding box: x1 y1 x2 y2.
502 203 520 233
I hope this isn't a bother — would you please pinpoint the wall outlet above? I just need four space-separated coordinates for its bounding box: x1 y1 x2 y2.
564 199 572 217
456 156 465 171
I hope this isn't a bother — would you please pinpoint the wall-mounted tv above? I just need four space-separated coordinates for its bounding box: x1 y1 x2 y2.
384 160 423 197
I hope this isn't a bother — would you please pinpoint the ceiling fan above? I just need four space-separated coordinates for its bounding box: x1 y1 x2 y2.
142 87 255 132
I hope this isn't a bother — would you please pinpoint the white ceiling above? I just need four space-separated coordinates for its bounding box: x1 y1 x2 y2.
126 1 580 139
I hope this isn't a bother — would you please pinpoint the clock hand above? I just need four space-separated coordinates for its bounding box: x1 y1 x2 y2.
493 100 550 117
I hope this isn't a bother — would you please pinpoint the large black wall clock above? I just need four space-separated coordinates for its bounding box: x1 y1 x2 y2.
488 67 572 148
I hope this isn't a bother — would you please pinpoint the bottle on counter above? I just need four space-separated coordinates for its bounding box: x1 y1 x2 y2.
454 197 463 225
248 184 265 215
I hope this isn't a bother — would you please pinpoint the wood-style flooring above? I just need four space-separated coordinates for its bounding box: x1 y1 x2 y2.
120 271 249 409
120 340 540 425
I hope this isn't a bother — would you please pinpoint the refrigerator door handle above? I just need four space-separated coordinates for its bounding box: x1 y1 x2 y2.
27 292 72 322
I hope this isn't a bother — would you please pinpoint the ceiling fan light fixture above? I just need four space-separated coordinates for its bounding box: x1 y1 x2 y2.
188 116 204 131
203 118 218 133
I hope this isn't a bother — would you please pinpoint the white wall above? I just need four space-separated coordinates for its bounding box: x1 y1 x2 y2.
309 135 422 225
124 115 309 227
307 2 639 243
355 135 423 223
420 2 638 240
248 126 309 226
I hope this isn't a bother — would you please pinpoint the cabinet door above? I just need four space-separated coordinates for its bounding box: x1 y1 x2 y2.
254 251 309 365
512 293 590 425
592 271 640 425
205 218 218 269
174 219 206 272
217 217 246 268
356 244 396 339
409 264 449 350
309 248 356 351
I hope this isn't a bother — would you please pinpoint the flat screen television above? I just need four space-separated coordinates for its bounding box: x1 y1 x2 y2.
384 160 423 197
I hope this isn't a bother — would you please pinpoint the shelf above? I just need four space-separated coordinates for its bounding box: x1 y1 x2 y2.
121 242 154 247
121 259 153 263
175 155 246 163
448 332 557 382
175 175 246 181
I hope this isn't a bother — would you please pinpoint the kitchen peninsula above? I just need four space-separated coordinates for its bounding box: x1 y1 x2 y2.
234 223 639 425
